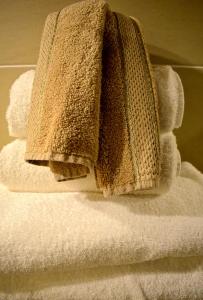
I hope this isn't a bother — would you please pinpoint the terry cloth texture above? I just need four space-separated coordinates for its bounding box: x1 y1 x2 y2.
153 65 184 133
0 134 180 193
6 70 35 138
1 258 203 300
5 66 184 139
0 162 203 299
25 0 160 196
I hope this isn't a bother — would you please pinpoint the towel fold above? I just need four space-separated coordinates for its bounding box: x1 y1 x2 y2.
0 139 98 193
1 162 202 270
154 65 184 132
0 161 203 298
25 0 161 196
6 69 35 138
0 133 180 193
5 66 184 139
1 257 202 299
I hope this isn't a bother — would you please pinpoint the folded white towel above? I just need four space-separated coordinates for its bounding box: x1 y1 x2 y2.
0 162 202 272
0 162 203 298
1 257 202 299
5 66 184 139
0 133 180 193
153 65 184 132
6 70 35 138
0 139 98 193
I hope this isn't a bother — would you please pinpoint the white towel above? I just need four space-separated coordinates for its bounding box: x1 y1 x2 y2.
1 257 203 300
6 70 35 138
153 65 184 132
0 133 181 193
5 66 184 139
0 162 203 299
0 139 98 193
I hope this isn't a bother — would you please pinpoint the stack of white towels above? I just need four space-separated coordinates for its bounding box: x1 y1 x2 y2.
1 66 184 193
0 66 203 300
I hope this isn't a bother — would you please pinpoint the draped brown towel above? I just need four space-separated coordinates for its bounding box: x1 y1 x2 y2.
25 0 161 197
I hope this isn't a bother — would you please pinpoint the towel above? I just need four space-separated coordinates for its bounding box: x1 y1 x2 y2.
1 161 202 271
0 133 180 193
0 162 203 298
5 66 184 139
154 65 184 132
25 0 161 196
1 258 203 299
0 139 98 193
6 70 35 138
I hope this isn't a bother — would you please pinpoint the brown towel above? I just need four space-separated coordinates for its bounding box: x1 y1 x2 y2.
25 0 160 197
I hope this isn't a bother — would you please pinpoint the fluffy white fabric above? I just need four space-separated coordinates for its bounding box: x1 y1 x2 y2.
0 133 180 193
6 70 35 138
0 162 203 299
153 65 184 132
1 257 203 300
0 139 98 193
5 66 184 139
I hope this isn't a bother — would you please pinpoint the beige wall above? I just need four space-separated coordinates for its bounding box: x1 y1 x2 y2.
0 0 203 170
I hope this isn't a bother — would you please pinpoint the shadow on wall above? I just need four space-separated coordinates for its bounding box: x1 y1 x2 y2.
149 45 203 172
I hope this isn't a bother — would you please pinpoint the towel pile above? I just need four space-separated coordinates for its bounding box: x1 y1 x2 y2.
0 162 203 299
1 0 203 299
1 65 184 193
24 1 161 196
23 0 183 196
